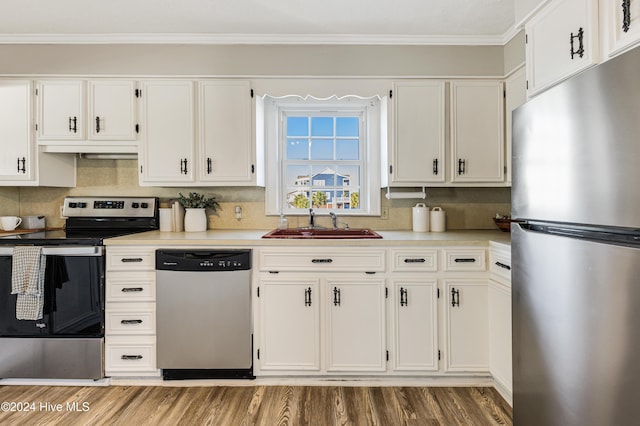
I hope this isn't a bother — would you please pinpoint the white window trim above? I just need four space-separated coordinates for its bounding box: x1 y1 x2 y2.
263 94 383 216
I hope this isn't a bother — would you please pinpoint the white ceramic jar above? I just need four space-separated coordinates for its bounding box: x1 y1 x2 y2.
412 203 429 232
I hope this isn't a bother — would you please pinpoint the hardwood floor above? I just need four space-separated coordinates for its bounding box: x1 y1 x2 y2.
0 385 512 425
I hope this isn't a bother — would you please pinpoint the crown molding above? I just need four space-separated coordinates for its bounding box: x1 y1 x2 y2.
0 32 508 46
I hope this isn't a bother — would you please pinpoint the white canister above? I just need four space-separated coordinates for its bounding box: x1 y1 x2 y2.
430 207 446 232
412 203 429 232
159 208 174 232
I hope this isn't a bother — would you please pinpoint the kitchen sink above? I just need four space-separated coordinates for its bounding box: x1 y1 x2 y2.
262 227 383 239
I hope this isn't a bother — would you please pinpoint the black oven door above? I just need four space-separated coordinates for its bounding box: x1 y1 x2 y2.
0 246 104 337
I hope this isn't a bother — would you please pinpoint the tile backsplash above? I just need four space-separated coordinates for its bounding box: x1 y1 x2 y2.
5 158 511 231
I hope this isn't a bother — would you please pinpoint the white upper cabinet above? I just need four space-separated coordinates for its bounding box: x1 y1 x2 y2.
37 79 138 153
0 79 75 186
198 80 254 185
504 67 527 185
37 80 85 140
388 81 445 186
450 81 504 183
88 80 137 140
138 80 196 185
604 0 640 57
525 0 599 96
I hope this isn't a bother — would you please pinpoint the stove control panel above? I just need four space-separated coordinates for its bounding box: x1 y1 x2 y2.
62 197 158 217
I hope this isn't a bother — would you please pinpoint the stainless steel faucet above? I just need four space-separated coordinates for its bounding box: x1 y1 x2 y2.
309 208 315 228
329 212 338 229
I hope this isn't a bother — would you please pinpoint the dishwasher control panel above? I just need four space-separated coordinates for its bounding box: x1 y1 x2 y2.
156 249 251 271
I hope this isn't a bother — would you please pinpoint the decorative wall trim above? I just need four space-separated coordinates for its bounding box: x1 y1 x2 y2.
0 32 507 46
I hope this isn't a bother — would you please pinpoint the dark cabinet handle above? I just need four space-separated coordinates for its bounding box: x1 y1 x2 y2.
623 0 631 32
121 258 143 263
121 287 144 292
120 319 143 325
404 258 426 263
17 157 26 174
333 287 341 306
180 158 188 175
454 258 476 263
96 116 101 133
305 287 312 306
121 355 143 360
312 259 333 263
451 288 460 307
400 287 408 307
207 157 212 174
495 261 511 271
570 27 584 59
457 158 466 175
68 116 78 133
433 158 439 175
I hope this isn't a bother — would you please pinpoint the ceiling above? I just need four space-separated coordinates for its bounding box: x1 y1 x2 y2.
0 0 516 45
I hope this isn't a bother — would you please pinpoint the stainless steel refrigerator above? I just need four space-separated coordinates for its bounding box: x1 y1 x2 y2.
512 45 640 425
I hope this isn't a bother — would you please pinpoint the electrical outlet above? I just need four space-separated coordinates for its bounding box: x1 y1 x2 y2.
381 207 389 220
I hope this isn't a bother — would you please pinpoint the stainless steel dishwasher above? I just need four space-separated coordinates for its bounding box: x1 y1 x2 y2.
155 249 253 380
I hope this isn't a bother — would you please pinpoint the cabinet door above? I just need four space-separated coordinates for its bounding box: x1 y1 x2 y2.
139 80 195 184
88 80 136 140
198 80 254 184
606 0 640 57
0 80 33 181
390 278 438 371
489 280 512 396
258 279 320 371
525 0 598 96
326 278 386 372
37 80 84 140
443 280 489 372
391 81 445 185
450 81 504 183
504 68 527 185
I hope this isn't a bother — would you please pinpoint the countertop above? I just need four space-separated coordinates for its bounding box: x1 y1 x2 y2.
104 229 511 247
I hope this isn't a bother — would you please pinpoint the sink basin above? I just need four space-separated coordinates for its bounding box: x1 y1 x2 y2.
262 227 383 239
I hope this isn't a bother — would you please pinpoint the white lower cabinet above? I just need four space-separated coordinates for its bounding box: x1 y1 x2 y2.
390 278 439 371
443 280 489 372
326 277 386 372
258 278 321 371
105 246 160 377
256 246 495 379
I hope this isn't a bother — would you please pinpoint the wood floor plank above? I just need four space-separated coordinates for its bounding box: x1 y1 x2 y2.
0 385 512 425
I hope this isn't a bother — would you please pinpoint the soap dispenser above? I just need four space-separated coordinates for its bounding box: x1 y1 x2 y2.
277 213 289 229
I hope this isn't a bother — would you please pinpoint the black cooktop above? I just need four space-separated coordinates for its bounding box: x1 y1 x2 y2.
0 229 149 246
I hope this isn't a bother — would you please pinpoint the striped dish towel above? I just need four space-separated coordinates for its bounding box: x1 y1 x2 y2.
11 246 46 321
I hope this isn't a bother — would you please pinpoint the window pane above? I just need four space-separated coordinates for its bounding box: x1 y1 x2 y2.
336 117 359 137
311 190 331 208
311 165 335 187
310 139 333 160
336 165 360 187
287 189 310 209
311 117 333 137
287 138 309 160
287 117 308 137
285 165 311 188
336 139 359 160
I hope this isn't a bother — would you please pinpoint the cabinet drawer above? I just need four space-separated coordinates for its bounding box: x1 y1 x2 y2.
442 249 486 271
106 304 155 335
106 271 155 302
106 247 155 271
105 336 157 374
490 251 511 284
259 249 385 272
391 249 438 272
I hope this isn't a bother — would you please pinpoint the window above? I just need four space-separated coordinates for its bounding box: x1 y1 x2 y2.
262 95 383 216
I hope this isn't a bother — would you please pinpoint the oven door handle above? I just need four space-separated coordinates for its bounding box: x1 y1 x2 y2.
0 246 103 256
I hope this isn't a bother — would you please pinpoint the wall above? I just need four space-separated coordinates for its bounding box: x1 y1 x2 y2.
504 30 526 75
1 43 511 231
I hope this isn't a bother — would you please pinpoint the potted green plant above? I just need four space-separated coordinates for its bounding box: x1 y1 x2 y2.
177 192 220 232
